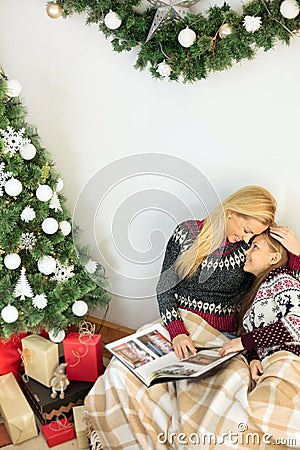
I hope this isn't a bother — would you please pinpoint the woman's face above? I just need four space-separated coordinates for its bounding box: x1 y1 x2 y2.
226 211 267 244
243 234 279 276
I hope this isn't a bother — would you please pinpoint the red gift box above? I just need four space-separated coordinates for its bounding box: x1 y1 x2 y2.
0 333 29 381
63 332 103 382
41 417 75 448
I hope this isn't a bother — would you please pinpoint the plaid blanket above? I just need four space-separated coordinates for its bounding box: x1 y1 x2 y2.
85 310 300 449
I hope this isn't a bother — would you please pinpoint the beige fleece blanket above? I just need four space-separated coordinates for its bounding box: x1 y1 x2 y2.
85 310 300 449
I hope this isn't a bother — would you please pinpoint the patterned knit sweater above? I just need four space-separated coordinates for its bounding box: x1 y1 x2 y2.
156 220 300 340
241 268 300 361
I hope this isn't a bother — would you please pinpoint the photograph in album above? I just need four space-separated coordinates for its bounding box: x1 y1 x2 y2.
106 323 240 387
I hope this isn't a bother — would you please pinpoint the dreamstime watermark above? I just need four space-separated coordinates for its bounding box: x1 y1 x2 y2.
72 153 222 299
157 423 298 446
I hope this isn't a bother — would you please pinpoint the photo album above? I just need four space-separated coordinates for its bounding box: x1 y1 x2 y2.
105 323 240 387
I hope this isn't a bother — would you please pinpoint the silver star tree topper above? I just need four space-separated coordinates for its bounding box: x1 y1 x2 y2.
146 0 199 42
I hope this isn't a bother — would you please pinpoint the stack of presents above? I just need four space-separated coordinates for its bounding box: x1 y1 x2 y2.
0 327 103 448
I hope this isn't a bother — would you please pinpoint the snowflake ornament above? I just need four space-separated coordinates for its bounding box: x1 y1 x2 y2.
51 262 75 282
243 16 262 33
20 232 37 251
0 162 12 196
32 294 48 309
0 126 30 157
85 259 98 274
20 206 36 222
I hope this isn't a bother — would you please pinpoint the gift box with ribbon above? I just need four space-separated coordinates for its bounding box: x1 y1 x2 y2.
0 332 29 381
21 375 94 425
73 405 89 449
21 334 59 387
0 372 38 445
63 322 103 382
41 416 75 448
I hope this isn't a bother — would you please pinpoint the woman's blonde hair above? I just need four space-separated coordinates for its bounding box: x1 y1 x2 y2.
237 230 288 334
175 185 276 279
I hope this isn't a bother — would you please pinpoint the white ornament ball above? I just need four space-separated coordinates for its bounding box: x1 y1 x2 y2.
42 218 59 234
104 10 122 30
1 305 18 323
49 328 65 343
280 0 300 18
156 61 172 78
5 178 22 196
20 143 36 160
59 220 72 236
178 27 196 48
72 300 88 317
6 79 22 98
56 178 64 192
38 255 57 275
36 184 53 202
4 253 21 270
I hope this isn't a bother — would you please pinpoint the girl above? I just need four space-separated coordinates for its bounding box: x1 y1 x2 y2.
219 231 300 382
156 185 300 359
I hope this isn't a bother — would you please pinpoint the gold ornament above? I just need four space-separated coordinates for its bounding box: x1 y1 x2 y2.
218 23 233 39
41 162 51 183
46 2 63 19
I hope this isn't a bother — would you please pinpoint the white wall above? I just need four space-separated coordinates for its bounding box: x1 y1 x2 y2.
1 0 299 329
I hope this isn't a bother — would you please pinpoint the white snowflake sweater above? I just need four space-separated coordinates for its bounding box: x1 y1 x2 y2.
241 267 300 361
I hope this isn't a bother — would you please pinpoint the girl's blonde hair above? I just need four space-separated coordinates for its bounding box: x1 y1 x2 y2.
237 230 288 334
175 185 276 279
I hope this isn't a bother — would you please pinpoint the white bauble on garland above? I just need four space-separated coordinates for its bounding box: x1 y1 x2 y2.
49 328 65 343
42 218 59 234
4 253 21 270
5 178 22 196
6 80 22 98
1 305 18 323
36 184 53 202
20 143 36 160
59 220 72 236
104 10 122 29
37 255 57 275
72 300 88 317
178 27 196 48
156 61 172 78
280 0 300 18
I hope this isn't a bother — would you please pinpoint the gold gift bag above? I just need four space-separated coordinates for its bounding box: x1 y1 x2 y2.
73 405 89 449
21 334 59 387
0 373 38 444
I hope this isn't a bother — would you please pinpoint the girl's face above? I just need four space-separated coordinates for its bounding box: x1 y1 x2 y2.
243 234 280 276
226 211 267 244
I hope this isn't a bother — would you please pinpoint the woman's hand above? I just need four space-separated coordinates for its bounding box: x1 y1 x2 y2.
270 226 300 256
218 337 244 357
249 359 264 383
172 334 197 359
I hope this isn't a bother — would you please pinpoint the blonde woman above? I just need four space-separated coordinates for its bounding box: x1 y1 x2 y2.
156 185 300 359
219 231 300 383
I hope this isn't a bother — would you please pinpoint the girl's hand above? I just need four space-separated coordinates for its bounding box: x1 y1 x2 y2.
218 337 244 357
172 334 197 359
250 359 264 383
270 226 300 256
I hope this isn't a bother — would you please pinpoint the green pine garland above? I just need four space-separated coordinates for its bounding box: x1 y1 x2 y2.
53 0 300 82
0 70 111 339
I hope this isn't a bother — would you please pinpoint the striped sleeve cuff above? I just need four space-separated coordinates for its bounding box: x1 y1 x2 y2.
167 320 189 341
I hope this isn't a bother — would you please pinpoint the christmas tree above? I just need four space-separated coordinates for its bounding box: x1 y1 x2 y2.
0 69 111 340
